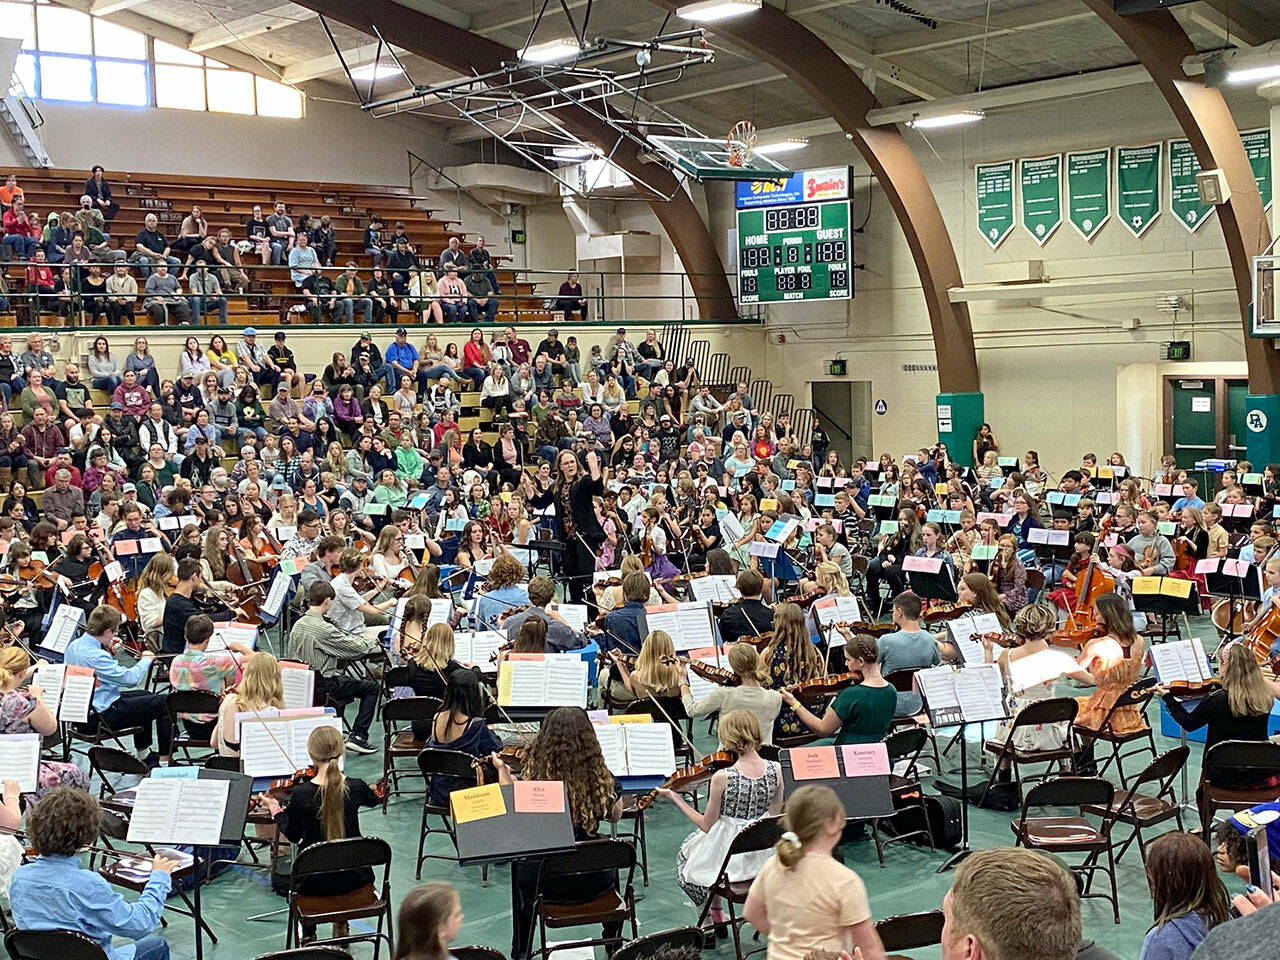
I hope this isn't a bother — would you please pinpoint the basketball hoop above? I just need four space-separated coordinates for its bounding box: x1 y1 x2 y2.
726 120 758 168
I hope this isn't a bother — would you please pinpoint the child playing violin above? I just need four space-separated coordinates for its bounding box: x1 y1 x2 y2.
607 629 681 705
659 709 783 945
779 633 895 745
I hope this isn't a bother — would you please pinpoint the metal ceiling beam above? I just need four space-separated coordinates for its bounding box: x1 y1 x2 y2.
1081 0 1278 394
87 0 150 14
290 0 739 321
650 0 980 394
282 42 404 84
1182 0 1273 47
189 3 312 53
872 1 1094 58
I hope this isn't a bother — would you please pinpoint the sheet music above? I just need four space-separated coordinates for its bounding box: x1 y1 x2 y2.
947 613 1003 666
428 598 453 626
126 777 230 846
552 604 589 633
544 655 588 706
914 666 962 726
233 707 279 742
33 663 65 718
953 663 1006 722
261 570 292 620
209 623 258 653
279 664 315 710
1150 638 1211 684
748 541 780 559
0 734 40 793
685 665 721 702
505 662 546 706
593 724 628 776
644 601 716 652
689 575 739 604
812 596 861 628
456 631 504 674
138 537 163 553
623 724 676 776
42 605 84 654
241 713 341 777
58 666 95 723
718 512 745 544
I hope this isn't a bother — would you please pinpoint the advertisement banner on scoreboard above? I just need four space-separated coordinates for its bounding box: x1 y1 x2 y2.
735 167 850 209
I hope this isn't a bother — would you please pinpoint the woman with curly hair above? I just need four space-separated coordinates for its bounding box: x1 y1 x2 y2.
494 706 623 960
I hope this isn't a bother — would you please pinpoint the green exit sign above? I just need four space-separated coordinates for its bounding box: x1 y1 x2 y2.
1161 340 1192 360
510 229 526 245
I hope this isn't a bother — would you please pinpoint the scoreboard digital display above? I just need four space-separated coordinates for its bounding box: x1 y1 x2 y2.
735 166 852 305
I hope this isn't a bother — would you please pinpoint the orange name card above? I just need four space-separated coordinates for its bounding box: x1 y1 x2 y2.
790 746 839 780
112 538 139 556
513 780 566 814
840 743 890 777
449 783 506 824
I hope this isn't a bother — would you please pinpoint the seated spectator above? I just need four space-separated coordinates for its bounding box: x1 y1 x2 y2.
84 165 120 221
408 268 443 324
556 271 587 321
142 264 192 324
468 235 499 292
187 266 227 325
266 201 294 264
387 238 419 295
363 214 388 265
0 173 23 210
437 235 465 275
436 266 468 323
310 214 336 265
129 213 180 276
287 232 321 321
333 262 374 325
465 268 497 323
2 197 39 260
172 203 207 261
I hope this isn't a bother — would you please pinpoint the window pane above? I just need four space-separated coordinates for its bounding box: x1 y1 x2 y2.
38 54 91 101
36 6 90 54
155 39 202 66
0 3 36 49
96 59 146 106
93 18 145 60
155 63 205 111
207 67 253 114
14 53 35 97
255 76 302 118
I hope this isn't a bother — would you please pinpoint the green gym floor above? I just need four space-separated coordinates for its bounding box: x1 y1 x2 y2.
101 621 1229 960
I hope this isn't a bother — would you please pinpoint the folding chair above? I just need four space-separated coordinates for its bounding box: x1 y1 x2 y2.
874 910 944 952
253 948 354 960
1025 569 1046 604
285 837 394 959
452 948 506 960
1010 776 1120 923
980 697 1078 806
66 705 145 762
414 748 481 880
379 696 440 811
533 839 638 960
1200 740 1280 833
610 928 703 960
4 929 108 960
1072 679 1157 787
695 817 781 960
1082 746 1187 864
880 727 933 852
614 794 651 888
86 745 147 817
166 689 222 763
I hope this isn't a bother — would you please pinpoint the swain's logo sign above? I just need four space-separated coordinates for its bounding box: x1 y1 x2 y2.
805 167 849 201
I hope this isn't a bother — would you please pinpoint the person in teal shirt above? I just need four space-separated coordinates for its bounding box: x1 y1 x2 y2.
394 432 424 486
779 633 897 745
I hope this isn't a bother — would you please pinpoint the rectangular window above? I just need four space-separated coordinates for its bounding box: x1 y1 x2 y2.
154 39 203 66
206 67 254 114
93 19 145 60
0 2 36 49
35 6 90 55
255 76 303 119
38 53 92 101
155 63 205 111
96 59 147 106
14 53 36 97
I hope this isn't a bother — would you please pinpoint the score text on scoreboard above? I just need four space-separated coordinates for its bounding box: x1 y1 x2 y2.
735 166 852 305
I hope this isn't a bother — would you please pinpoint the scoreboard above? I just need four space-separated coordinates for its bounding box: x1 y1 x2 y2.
735 166 852 304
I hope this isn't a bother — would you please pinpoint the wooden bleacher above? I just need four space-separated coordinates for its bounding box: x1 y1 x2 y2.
0 166 554 327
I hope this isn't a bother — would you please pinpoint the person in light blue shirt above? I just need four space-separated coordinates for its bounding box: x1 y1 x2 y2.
1171 478 1206 514
875 590 942 717
12 787 177 960
63 604 171 765
384 327 428 394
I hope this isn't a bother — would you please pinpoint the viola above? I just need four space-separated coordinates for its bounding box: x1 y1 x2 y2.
829 620 897 639
922 603 971 626
687 659 737 687
737 631 773 651
1166 677 1222 695
636 750 735 811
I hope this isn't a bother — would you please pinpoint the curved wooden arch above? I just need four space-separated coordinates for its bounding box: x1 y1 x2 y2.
293 0 738 322
1082 0 1279 393
649 0 980 393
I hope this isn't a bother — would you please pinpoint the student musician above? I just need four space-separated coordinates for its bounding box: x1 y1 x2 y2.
12 789 179 960
501 575 589 653
168 614 251 739
1130 510 1176 577
679 642 783 746
393 882 464 960
1074 594 1147 749
875 592 941 716
0 646 90 794
864 508 921 615
780 633 895 745
255 726 382 942
212 651 284 757
601 571 651 657
1175 505 1211 565
718 568 774 643
422 668 501 802
1157 642 1280 757
659 709 783 942
990 533 1029 616
607 628 681 705
639 505 681 583
330 547 398 642
742 785 886 960
492 706 623 960
162 558 236 654
763 602 824 741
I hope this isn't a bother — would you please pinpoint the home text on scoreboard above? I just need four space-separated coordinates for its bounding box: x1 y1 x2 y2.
735 166 853 305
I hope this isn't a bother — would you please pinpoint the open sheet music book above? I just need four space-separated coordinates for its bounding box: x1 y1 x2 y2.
548 604 589 633
593 721 677 777
278 662 315 711
0 734 40 793
498 655 590 707
41 605 85 655
811 596 862 628
947 613 1005 666
454 631 506 674
689 575 739 604
34 663 95 723
240 711 341 778
210 622 258 653
1150 638 1213 685
643 601 716 651
126 776 230 846
914 663 1006 727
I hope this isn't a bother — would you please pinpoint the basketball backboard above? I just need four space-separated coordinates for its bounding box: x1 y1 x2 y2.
648 135 793 181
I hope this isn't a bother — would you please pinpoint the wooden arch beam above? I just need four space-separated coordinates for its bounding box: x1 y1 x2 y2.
1082 0 1279 393
291 0 738 322
649 0 980 393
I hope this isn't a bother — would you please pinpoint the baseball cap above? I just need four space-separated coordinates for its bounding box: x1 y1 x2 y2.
123 482 137 493
660 414 672 422
180 371 193 379
271 476 286 489
276 381 289 391
359 331 371 340
217 385 230 394
274 331 286 341
109 401 123 410
195 434 208 444
243 327 257 336
395 327 407 335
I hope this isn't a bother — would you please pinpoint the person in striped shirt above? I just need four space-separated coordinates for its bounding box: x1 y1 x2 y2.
169 614 251 739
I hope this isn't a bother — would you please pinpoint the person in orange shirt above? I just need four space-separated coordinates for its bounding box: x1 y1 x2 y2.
0 174 23 210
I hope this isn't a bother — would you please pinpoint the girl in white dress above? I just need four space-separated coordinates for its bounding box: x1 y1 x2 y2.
659 709 783 937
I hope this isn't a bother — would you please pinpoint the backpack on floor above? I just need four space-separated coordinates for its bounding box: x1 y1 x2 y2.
935 776 1021 812
882 790 964 851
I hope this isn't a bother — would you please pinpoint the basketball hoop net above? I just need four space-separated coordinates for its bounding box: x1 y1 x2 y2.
726 120 758 168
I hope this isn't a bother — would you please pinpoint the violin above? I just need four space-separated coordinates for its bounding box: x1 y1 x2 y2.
636 750 735 811
685 659 738 687
476 745 527 783
788 671 860 699
922 603 971 626
829 620 897 639
737 631 773 651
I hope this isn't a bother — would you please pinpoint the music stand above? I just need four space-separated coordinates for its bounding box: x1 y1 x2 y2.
1201 558 1263 654
904 557 958 605
1133 580 1201 644
1028 528 1073 588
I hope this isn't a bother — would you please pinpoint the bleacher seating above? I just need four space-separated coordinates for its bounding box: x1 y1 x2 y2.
0 166 554 327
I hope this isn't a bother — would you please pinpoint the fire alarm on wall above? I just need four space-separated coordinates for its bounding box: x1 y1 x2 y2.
773 332 787 344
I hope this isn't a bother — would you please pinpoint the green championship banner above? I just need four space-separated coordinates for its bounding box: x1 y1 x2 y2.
1242 128 1272 210
1168 138 1213 232
1019 154 1062 244
1116 142 1162 237
1066 148 1110 241
975 161 1015 250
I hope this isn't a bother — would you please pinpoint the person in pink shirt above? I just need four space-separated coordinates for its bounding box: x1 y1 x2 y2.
2 197 39 260
111 371 153 419
436 265 468 323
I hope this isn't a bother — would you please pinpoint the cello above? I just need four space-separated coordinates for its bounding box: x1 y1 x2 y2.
226 539 267 622
1243 601 1280 669
1050 553 1115 648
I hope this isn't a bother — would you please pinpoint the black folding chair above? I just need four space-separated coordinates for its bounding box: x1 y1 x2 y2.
880 727 933 852
166 689 222 762
253 948 355 960
1200 740 1280 832
874 910 944 952
379 696 440 811
980 697 1078 805
86 745 147 817
4 929 108 960
1072 678 1157 787
1082 746 1188 863
610 928 703 960
695 817 781 960
533 839 638 960
452 948 506 960
414 748 481 879
285 837 393 959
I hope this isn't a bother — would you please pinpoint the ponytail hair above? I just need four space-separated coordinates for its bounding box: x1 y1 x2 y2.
307 725 347 841
774 784 845 868
0 646 28 688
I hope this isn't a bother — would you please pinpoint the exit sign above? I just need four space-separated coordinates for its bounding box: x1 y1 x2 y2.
1161 340 1192 360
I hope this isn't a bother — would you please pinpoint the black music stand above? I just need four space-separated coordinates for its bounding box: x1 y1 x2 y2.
1204 560 1263 654
1028 529 1074 588
778 748 895 821
1133 580 1201 644
906 563 958 605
